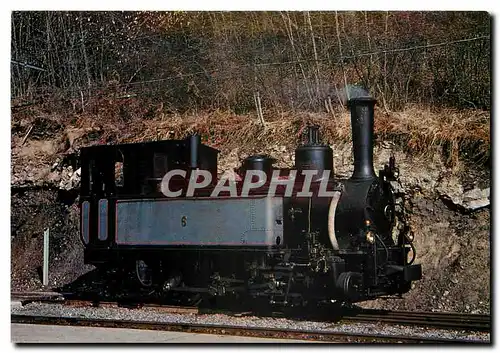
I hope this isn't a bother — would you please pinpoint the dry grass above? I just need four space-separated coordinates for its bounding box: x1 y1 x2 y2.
11 95 490 168
376 105 490 167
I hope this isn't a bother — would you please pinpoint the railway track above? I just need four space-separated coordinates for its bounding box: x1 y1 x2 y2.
11 291 66 302
11 291 491 334
10 314 483 343
341 309 490 331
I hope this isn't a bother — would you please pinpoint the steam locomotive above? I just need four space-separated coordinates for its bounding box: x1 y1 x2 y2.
79 97 421 305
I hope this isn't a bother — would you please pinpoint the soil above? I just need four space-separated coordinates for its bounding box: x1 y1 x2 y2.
11 189 94 291
359 194 490 314
10 111 491 315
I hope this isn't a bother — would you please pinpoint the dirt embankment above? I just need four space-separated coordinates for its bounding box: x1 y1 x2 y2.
10 105 490 314
11 189 93 291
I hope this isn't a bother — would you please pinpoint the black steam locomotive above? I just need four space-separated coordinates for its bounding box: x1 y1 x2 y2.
79 97 421 305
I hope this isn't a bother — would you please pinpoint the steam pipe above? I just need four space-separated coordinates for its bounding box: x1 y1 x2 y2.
328 190 342 250
347 97 377 180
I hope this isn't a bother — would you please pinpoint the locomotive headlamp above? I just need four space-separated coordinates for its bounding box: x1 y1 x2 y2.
365 219 371 226
366 231 375 244
406 233 414 243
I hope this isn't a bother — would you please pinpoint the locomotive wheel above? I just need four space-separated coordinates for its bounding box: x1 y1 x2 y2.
336 272 363 301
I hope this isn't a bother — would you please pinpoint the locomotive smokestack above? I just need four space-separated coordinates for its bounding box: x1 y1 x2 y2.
348 97 376 180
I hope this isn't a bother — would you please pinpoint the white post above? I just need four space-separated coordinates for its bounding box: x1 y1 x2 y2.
43 228 49 286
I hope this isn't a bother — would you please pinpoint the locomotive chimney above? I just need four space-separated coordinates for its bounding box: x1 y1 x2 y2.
347 97 376 180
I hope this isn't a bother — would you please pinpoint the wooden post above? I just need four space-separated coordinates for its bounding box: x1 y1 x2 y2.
43 228 49 286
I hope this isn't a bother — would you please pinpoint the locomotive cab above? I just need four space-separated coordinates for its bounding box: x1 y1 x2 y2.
80 135 219 255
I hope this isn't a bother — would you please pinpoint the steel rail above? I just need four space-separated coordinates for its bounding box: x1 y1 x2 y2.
11 292 490 332
11 314 485 344
341 309 490 331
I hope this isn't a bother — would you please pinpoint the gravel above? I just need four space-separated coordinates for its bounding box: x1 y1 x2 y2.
11 302 490 343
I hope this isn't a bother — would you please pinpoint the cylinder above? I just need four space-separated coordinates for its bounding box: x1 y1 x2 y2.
188 134 201 169
348 97 376 180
